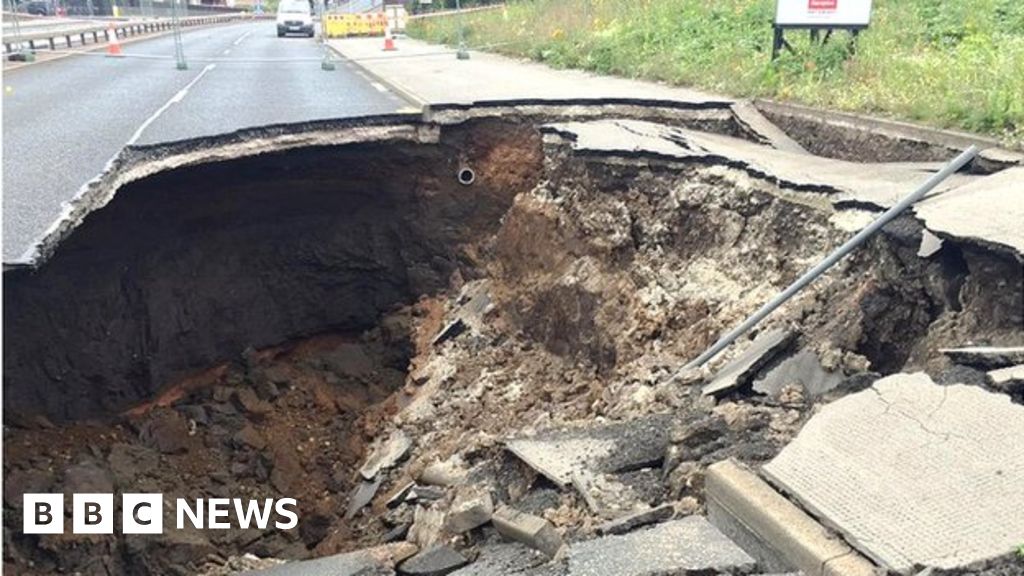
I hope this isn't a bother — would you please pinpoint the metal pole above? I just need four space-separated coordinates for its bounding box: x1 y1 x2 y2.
455 0 468 59
677 145 979 372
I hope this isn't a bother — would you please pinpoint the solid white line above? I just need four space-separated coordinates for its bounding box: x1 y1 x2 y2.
371 81 387 93
126 63 216 146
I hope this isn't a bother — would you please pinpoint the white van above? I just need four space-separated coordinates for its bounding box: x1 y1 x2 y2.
277 0 314 38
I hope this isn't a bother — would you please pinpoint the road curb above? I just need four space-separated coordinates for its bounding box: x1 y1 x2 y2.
325 40 429 113
705 459 877 576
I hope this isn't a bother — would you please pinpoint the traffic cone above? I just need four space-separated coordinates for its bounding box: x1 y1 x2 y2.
106 24 123 57
383 19 396 51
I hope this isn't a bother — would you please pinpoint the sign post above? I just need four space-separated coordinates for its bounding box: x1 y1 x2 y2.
772 0 873 59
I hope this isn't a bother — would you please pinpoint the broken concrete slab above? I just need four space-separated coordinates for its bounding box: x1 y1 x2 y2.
752 349 842 399
448 544 549 576
409 505 446 550
703 329 795 397
492 505 564 559
360 430 413 481
917 229 943 258
567 516 755 576
505 414 673 487
938 346 1024 370
444 487 493 533
595 504 674 536
914 166 1024 256
397 546 469 576
731 101 809 155
987 364 1024 394
242 542 416 575
419 457 468 487
763 373 1024 572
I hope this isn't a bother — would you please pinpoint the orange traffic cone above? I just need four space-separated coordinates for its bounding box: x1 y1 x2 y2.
383 18 396 51
106 24 123 57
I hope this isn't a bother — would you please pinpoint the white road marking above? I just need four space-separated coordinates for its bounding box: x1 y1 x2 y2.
233 30 252 46
223 48 232 55
127 63 216 146
371 82 388 93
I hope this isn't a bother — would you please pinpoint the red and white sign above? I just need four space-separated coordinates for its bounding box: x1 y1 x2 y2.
776 0 872 26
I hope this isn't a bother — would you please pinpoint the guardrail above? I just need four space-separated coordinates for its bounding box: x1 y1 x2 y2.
3 13 247 54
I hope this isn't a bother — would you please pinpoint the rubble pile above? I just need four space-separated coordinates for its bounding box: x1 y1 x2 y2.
3 113 1022 575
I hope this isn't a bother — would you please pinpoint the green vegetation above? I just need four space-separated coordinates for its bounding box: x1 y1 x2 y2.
408 0 1024 147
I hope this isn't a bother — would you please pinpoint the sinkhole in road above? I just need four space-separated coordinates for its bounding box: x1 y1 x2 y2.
3 114 1022 575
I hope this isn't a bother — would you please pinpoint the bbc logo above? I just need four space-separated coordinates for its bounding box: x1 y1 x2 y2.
24 493 163 535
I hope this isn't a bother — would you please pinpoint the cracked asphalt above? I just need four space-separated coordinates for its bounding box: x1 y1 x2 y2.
2 20 409 263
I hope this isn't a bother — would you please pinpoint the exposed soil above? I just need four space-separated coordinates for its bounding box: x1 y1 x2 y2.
3 113 1022 575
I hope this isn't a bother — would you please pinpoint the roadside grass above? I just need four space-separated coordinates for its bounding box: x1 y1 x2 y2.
408 0 1024 148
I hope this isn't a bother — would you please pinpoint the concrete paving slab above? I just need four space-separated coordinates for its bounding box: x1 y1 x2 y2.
505 414 673 487
242 542 416 575
702 329 795 397
567 516 755 576
988 364 1024 394
763 373 1024 573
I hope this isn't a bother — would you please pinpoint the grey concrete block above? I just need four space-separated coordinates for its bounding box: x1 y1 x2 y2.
445 488 493 534
703 329 795 397
567 516 755 576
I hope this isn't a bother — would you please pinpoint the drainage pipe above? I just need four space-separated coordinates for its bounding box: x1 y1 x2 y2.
678 145 979 372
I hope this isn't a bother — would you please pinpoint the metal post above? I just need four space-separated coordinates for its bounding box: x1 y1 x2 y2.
676 146 979 373
171 0 188 69
455 0 469 59
319 0 335 70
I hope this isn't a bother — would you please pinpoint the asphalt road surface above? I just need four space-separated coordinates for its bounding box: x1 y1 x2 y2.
2 20 409 263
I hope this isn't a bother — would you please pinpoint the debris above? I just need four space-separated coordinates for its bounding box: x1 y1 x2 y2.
360 430 412 481
752 349 842 398
763 373 1024 572
567 517 755 576
492 505 564 559
398 545 470 576
407 485 446 503
448 544 549 576
939 346 1024 370
386 481 417 509
987 364 1024 395
433 319 468 347
138 408 191 454
917 229 943 258
345 477 383 520
702 329 795 397
595 504 674 536
419 458 468 487
409 505 446 549
233 388 272 416
244 543 417 575
445 487 494 533
505 415 673 487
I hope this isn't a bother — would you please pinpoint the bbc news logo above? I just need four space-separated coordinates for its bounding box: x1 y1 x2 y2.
24 494 299 534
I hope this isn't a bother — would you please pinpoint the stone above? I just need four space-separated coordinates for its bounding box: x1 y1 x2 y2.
419 458 468 487
567 516 755 576
233 388 272 416
360 430 412 481
763 373 1024 572
702 329 795 397
595 504 674 536
752 349 842 398
432 319 467 347
492 505 564 559
398 546 469 576
445 488 494 533
345 477 382 520
139 408 191 454
505 414 673 488
407 485 446 503
234 425 267 450
938 346 1024 370
63 462 114 495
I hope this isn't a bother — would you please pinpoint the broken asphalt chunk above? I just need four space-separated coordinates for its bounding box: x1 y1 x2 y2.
594 504 674 536
504 414 673 487
448 544 549 576
345 477 383 520
752 349 841 398
360 430 412 481
398 546 470 576
492 505 564 559
763 372 1024 572
702 329 795 397
567 516 755 576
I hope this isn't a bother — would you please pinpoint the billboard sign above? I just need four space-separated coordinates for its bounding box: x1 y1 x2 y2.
775 0 873 27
